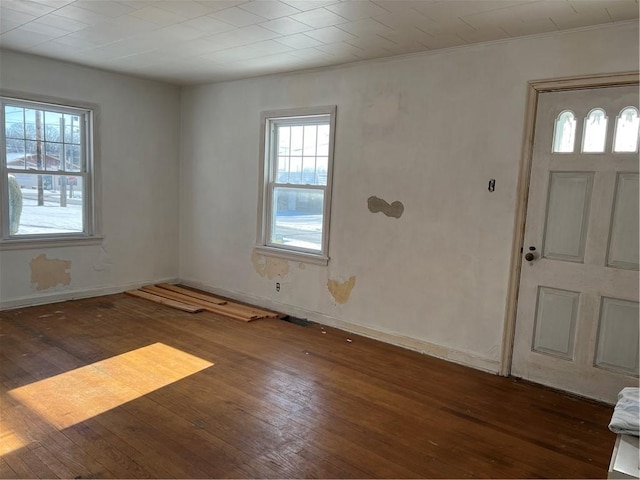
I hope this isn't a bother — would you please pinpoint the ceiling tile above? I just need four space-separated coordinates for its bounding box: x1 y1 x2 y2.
128 6 184 25
326 0 391 20
153 1 222 19
160 37 221 57
1 19 21 34
345 33 397 50
238 1 302 20
192 0 247 13
373 10 433 30
457 26 511 44
500 17 558 37
260 16 313 35
201 45 265 62
280 0 341 12
208 6 267 27
181 15 236 34
53 4 114 25
290 8 349 28
0 8 38 25
606 0 640 21
315 41 365 57
275 32 325 48
250 39 294 54
16 21 70 38
419 33 467 50
1 0 56 16
369 1 433 13
204 24 280 51
304 25 357 43
30 13 90 33
336 18 394 36
551 9 613 29
0 28 54 49
73 0 137 18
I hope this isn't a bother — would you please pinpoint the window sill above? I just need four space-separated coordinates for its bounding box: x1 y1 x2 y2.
0 235 104 250
253 245 329 266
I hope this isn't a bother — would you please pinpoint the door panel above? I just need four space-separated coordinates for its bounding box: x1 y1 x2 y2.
607 173 639 269
512 85 639 403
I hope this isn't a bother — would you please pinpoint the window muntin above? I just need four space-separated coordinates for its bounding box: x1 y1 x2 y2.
1 96 95 241
258 107 336 263
613 106 639 153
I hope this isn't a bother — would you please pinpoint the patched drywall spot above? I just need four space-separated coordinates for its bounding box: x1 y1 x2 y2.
328 276 356 304
367 196 404 219
251 252 289 280
299 262 306 270
30 254 71 291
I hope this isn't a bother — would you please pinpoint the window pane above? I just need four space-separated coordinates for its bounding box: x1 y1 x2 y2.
64 114 81 144
6 143 26 169
5 106 24 140
271 187 324 252
290 126 303 156
43 142 63 172
8 173 84 236
277 126 290 156
302 156 316 184
44 111 62 142
316 157 328 186
317 124 330 156
64 144 82 172
582 108 608 153
24 109 40 141
613 107 639 153
552 111 576 153
277 156 289 183
289 156 302 184
303 125 317 155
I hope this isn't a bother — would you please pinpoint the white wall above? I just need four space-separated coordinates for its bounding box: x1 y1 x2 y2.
0 50 181 307
179 23 639 372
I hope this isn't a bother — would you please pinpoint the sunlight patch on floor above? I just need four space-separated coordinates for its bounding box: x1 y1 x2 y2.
4 343 213 455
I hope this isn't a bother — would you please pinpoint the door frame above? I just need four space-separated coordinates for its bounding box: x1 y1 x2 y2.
500 71 640 377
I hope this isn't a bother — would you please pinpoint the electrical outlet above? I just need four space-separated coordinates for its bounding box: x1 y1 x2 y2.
275 282 280 292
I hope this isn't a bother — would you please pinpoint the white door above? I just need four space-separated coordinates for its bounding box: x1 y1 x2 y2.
511 84 639 404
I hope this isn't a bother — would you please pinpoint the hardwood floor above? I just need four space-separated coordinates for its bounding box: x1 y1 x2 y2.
1 292 616 478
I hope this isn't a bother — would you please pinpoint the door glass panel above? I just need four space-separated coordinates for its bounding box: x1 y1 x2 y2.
552 111 576 153
613 107 639 153
582 108 608 153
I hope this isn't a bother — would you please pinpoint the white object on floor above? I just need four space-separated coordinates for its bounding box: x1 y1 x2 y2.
608 434 640 479
609 387 640 436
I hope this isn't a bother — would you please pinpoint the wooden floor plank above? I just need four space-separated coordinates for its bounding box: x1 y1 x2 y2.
0 293 617 479
124 290 204 313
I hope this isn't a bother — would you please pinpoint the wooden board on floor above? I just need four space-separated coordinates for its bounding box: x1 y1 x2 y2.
139 286 257 322
156 284 280 318
124 290 204 313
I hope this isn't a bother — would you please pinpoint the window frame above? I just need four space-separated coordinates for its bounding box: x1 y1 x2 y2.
256 106 336 265
0 92 101 249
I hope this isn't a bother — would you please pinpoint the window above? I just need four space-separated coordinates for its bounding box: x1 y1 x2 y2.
613 106 639 153
1 95 98 246
552 110 576 153
256 106 336 265
581 108 608 153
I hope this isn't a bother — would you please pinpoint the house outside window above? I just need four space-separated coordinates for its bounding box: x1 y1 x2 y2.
1 94 98 248
256 106 336 265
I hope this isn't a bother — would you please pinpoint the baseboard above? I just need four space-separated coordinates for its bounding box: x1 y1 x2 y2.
180 278 501 374
0 277 179 311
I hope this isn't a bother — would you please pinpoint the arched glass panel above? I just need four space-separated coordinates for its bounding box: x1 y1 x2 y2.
552 110 576 153
613 107 639 153
582 108 608 153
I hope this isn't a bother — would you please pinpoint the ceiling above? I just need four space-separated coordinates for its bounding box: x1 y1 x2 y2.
1 0 638 85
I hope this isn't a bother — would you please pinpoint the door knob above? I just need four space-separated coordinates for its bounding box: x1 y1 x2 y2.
524 252 535 261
